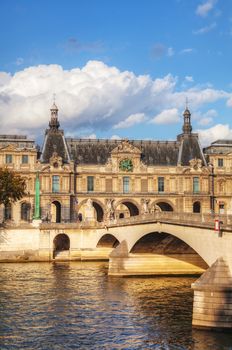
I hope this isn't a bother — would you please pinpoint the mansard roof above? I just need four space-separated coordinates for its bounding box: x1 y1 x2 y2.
40 104 70 163
66 138 187 166
39 104 206 167
177 133 206 166
40 129 70 163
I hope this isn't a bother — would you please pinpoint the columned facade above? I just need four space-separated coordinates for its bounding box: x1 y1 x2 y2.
0 104 231 224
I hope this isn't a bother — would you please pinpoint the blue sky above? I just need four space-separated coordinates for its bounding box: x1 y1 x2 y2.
0 0 232 145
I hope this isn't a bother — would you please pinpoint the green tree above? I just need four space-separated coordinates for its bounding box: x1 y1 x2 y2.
0 167 26 206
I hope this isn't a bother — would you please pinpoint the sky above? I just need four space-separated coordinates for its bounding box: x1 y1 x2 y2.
0 0 232 146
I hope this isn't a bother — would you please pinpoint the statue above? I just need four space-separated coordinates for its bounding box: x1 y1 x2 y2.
141 198 150 214
106 199 115 221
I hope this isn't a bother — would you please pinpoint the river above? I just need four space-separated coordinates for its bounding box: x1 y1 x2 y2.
0 262 232 350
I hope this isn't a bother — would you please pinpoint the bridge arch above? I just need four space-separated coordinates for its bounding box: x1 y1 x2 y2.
151 200 174 212
114 199 140 218
107 220 217 266
97 234 120 248
53 233 70 258
128 230 208 274
77 199 105 222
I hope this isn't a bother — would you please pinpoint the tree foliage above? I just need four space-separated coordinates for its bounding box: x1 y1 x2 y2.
0 168 26 206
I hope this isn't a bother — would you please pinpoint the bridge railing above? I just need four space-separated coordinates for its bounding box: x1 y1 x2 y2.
38 211 232 230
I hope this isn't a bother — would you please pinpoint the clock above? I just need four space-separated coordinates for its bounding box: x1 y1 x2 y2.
119 158 133 172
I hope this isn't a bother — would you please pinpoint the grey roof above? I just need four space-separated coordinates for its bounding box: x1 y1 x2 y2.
204 139 232 155
66 137 204 166
40 129 70 163
0 134 36 149
178 133 206 166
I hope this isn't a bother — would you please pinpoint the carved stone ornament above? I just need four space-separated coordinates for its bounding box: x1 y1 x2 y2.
111 139 141 155
49 151 63 168
119 158 133 172
189 158 202 171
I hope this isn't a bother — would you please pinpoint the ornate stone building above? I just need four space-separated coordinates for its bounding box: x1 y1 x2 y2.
0 103 228 225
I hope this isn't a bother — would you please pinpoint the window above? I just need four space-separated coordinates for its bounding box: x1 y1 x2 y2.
5 154 12 164
87 176 94 192
4 204 11 220
22 155 28 164
21 203 30 221
158 177 164 192
219 202 225 214
123 176 130 193
193 177 199 193
218 158 224 167
52 175 60 193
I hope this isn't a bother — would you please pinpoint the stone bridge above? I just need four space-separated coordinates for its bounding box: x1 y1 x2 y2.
1 211 232 330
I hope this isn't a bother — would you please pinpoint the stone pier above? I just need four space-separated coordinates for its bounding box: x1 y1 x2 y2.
192 257 232 330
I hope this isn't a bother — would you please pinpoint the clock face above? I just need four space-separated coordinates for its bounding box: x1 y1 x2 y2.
119 158 133 172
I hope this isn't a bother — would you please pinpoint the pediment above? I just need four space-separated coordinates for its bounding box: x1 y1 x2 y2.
0 144 18 151
111 139 141 155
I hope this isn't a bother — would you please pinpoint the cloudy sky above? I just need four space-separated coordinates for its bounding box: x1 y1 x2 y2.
0 0 232 145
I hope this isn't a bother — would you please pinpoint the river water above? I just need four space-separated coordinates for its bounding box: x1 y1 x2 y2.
0 262 232 350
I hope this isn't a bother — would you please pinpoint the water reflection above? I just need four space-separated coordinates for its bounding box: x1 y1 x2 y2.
0 262 232 350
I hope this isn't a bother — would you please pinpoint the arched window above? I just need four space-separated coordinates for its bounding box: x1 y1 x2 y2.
193 201 201 213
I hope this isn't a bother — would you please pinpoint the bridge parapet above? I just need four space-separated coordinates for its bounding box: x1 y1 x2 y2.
37 211 232 231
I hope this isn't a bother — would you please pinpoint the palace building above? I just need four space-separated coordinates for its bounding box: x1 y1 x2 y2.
0 103 231 225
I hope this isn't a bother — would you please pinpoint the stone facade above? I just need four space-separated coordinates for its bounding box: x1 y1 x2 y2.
0 103 230 225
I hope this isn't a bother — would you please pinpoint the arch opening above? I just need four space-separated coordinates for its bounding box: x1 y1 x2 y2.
97 234 119 248
51 201 61 223
92 202 104 222
53 233 70 258
116 201 139 218
193 201 201 213
130 232 208 274
156 202 173 212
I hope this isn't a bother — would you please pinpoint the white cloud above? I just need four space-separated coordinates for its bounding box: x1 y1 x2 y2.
196 0 217 17
82 133 97 139
180 48 195 54
111 135 121 140
0 61 231 138
227 96 232 107
195 109 217 126
113 113 147 129
198 117 213 126
185 76 194 83
198 124 232 146
167 47 174 57
193 22 216 35
150 108 180 125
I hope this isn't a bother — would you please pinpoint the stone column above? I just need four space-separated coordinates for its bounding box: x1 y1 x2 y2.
192 257 232 330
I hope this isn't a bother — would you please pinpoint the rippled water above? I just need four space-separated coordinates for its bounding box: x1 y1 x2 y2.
0 262 232 350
